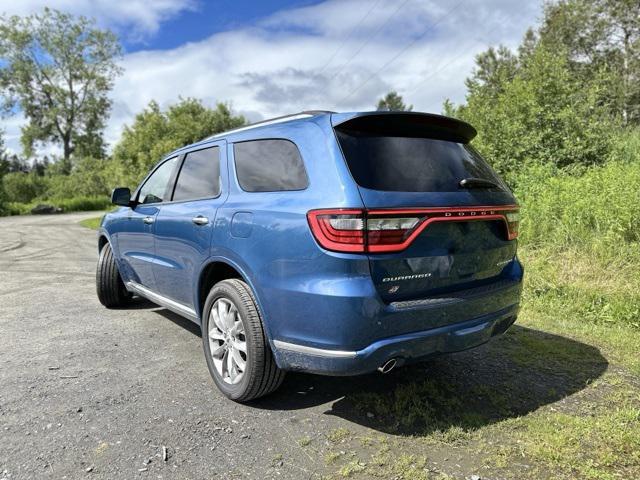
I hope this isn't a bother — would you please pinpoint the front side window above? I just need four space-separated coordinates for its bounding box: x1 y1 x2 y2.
173 147 220 202
233 139 308 192
138 157 179 204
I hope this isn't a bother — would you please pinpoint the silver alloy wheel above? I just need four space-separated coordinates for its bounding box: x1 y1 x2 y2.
208 298 247 385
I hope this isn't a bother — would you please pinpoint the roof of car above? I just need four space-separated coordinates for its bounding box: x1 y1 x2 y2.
205 110 335 140
166 110 477 158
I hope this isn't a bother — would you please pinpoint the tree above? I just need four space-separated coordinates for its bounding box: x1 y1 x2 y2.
465 46 519 100
447 44 616 182
0 8 122 171
539 0 640 124
442 0 638 183
376 91 412 111
112 98 246 188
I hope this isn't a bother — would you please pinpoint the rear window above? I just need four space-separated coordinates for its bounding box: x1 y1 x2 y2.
233 139 308 192
335 131 505 192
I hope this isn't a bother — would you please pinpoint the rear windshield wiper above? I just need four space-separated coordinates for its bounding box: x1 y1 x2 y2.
459 177 500 189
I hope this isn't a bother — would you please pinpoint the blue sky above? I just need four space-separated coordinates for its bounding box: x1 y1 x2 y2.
0 0 542 156
128 1 324 51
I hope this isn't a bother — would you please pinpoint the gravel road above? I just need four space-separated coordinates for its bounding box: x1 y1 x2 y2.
0 212 388 480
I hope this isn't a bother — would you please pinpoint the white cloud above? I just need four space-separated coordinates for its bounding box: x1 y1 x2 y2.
1 113 25 156
0 112 62 160
0 0 196 39
1 0 542 156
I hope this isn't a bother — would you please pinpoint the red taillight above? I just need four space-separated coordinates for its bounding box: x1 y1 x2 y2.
307 206 519 253
307 209 366 252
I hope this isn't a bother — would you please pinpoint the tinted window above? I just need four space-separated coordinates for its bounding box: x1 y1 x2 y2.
138 157 179 204
234 139 308 192
336 131 506 192
173 147 220 201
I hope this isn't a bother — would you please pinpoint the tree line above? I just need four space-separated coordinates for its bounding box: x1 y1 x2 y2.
0 9 245 213
1 0 639 214
445 0 640 183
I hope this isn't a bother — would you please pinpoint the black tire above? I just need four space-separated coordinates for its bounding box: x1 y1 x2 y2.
96 242 132 308
202 279 285 402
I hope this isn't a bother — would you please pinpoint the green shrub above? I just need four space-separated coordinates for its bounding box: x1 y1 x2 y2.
2 171 49 203
5 195 111 215
609 128 640 164
4 201 32 215
54 196 111 212
515 143 640 260
44 157 112 200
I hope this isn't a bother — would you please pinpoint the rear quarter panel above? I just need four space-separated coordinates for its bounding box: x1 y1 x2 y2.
210 118 368 342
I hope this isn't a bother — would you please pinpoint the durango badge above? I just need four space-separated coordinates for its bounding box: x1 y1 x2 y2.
382 273 432 282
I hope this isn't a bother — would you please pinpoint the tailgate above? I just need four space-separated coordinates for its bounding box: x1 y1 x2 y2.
332 112 520 304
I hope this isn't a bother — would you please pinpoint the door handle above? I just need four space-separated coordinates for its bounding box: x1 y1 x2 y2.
143 216 155 224
192 215 209 226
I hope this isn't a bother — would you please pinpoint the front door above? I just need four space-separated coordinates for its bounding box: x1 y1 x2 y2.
153 142 227 307
117 156 179 289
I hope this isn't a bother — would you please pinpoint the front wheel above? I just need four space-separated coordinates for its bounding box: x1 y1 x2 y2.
96 242 132 308
202 279 285 402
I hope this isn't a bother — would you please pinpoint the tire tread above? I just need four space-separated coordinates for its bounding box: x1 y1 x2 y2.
96 243 131 308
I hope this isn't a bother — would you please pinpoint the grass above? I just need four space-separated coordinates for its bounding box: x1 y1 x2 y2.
518 247 640 374
327 428 352 444
298 436 312 447
338 460 366 477
495 399 640 479
79 215 104 230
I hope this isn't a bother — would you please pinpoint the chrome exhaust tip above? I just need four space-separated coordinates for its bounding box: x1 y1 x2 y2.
378 358 397 374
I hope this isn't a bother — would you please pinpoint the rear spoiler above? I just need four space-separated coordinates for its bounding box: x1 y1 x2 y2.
331 111 477 144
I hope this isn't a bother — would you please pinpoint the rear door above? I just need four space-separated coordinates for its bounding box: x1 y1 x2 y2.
153 142 227 308
117 156 180 289
333 113 519 303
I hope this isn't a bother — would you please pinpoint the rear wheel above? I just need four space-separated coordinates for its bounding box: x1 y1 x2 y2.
96 242 132 308
202 279 285 402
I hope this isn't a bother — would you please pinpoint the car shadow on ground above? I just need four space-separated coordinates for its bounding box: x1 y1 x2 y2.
255 325 608 436
145 304 608 437
152 305 203 337
116 297 161 310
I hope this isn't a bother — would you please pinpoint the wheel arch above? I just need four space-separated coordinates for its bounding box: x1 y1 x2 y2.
98 234 109 252
196 258 272 339
97 231 133 285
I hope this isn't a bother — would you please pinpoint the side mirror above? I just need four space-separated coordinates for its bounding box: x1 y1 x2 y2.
111 187 132 207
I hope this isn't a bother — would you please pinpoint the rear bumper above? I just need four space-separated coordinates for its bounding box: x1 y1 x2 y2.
272 305 518 375
265 256 523 375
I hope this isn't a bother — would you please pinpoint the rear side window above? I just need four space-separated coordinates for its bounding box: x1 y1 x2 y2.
234 139 308 192
335 131 506 192
173 147 220 201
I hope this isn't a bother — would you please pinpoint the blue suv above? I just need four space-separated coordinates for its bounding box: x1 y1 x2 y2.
97 111 523 401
